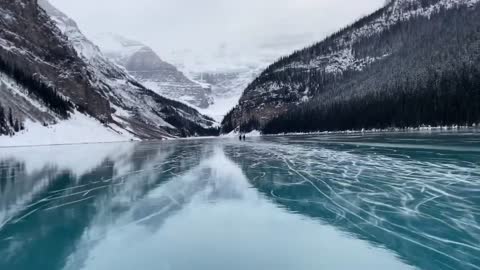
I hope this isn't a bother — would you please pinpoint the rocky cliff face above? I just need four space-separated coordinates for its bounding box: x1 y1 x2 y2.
222 0 480 133
0 0 111 121
93 34 213 109
0 0 217 140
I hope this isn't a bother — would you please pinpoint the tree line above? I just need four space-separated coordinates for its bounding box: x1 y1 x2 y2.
263 65 480 134
0 104 24 136
0 53 73 118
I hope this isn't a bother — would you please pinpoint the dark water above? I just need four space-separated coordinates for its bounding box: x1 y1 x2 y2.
1 132 480 270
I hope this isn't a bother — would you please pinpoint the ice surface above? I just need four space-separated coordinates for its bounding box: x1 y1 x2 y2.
0 131 479 270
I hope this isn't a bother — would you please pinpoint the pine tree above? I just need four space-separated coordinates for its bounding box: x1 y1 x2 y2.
14 119 19 132
8 108 13 128
0 55 73 118
0 103 6 135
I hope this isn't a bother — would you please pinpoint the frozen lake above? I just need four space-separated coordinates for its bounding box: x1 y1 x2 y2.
1 132 480 270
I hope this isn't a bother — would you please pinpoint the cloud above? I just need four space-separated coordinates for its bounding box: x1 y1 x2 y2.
49 0 385 71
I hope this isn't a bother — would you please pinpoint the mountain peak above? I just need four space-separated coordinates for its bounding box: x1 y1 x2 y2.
90 33 214 109
92 33 146 60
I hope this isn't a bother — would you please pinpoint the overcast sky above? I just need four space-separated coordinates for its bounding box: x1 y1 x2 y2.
50 0 385 71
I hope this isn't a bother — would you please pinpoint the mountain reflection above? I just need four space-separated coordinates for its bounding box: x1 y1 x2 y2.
0 142 202 269
1 135 478 270
224 135 480 270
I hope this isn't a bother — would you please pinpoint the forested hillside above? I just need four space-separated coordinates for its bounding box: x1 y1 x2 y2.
222 0 480 134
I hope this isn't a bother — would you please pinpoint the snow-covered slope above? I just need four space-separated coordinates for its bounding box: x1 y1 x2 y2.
0 112 135 147
0 71 133 147
193 68 262 122
164 41 292 122
222 0 480 133
0 0 217 146
92 33 213 109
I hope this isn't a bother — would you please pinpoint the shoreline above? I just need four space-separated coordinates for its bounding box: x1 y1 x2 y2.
262 125 480 137
1 125 479 149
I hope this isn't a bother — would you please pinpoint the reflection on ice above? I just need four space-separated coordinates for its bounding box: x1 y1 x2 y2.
64 147 412 270
231 134 480 270
0 132 479 270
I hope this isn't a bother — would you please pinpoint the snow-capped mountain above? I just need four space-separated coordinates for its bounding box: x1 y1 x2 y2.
164 45 272 122
93 34 271 122
0 0 217 146
91 34 213 109
164 35 317 122
222 0 480 134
